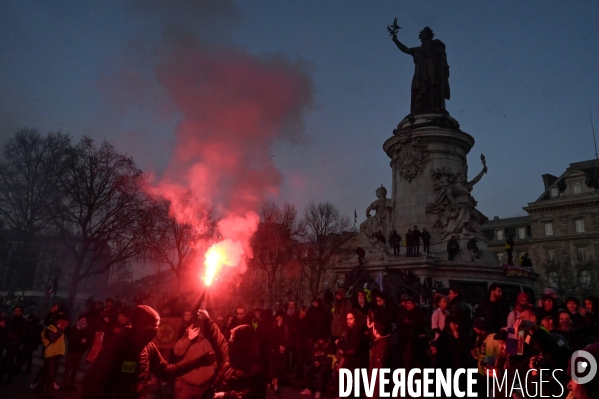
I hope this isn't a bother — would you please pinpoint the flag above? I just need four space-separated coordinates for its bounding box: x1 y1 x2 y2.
153 317 183 349
354 209 357 224
45 276 58 298
375 271 383 292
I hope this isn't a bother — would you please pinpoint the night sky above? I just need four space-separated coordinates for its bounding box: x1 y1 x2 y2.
2 0 599 224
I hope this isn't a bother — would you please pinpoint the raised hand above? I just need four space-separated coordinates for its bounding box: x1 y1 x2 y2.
187 326 200 340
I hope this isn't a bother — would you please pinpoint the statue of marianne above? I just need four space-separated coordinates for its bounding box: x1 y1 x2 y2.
391 27 450 115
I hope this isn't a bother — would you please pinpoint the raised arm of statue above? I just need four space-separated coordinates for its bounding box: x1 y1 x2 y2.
468 165 488 187
391 33 412 55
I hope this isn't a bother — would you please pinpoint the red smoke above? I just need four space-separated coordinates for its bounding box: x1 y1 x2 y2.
150 34 313 275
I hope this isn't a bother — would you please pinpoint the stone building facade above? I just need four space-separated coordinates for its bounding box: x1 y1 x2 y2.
482 159 599 297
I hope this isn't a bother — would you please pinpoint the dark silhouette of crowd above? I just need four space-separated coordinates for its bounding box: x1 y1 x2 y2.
0 285 598 398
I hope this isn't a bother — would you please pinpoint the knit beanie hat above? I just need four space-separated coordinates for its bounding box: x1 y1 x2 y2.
473 317 488 330
229 325 258 366
130 305 159 329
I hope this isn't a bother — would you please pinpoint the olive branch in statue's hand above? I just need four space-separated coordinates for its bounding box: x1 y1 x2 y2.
387 18 401 37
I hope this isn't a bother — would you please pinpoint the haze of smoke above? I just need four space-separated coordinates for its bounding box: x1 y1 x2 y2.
149 27 313 274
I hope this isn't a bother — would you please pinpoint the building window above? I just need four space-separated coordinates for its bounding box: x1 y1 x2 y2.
572 182 582 194
575 219 585 233
580 270 591 289
548 271 558 287
518 227 526 239
547 249 556 265
577 247 587 263
550 187 559 197
544 222 554 236
496 229 504 241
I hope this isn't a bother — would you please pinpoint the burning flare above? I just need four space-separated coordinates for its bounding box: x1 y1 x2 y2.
201 239 245 285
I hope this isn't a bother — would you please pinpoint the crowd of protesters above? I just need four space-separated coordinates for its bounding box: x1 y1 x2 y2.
0 285 598 399
210 286 599 399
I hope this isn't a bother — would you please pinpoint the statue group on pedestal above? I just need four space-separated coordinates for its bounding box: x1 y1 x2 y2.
426 159 488 239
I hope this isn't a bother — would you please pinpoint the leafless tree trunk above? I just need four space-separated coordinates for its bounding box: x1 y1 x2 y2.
53 137 152 306
249 202 300 308
298 201 349 298
0 128 70 296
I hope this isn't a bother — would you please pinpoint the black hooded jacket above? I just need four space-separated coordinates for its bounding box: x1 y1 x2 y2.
81 327 212 399
202 316 267 399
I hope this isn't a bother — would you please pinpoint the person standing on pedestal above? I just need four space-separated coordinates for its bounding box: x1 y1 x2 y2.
405 229 413 257
389 230 402 256
412 226 421 256
447 236 459 261
421 228 431 254
505 235 515 265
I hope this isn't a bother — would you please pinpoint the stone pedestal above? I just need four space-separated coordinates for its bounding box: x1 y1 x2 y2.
335 113 537 302
382 112 493 263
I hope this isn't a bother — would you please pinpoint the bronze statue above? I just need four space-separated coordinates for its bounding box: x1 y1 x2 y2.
390 24 450 115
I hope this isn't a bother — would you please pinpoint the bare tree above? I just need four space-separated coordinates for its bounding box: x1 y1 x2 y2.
0 128 70 295
53 137 152 306
249 202 300 308
142 192 216 288
541 261 599 298
298 201 350 298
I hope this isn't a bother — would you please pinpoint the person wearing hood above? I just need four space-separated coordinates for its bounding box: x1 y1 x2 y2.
581 295 599 336
270 311 289 395
507 292 530 328
61 315 93 390
436 315 472 370
543 287 564 309
81 305 215 399
352 290 371 317
396 296 427 369
330 288 352 340
197 309 267 399
290 305 311 375
536 294 559 324
372 292 395 334
307 299 329 340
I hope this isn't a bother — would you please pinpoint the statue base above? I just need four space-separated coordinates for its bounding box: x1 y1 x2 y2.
335 240 538 304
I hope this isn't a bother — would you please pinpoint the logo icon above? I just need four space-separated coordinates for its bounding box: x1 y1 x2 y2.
571 350 597 385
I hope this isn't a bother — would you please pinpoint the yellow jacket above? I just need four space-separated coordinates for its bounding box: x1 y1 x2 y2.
41 325 66 358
